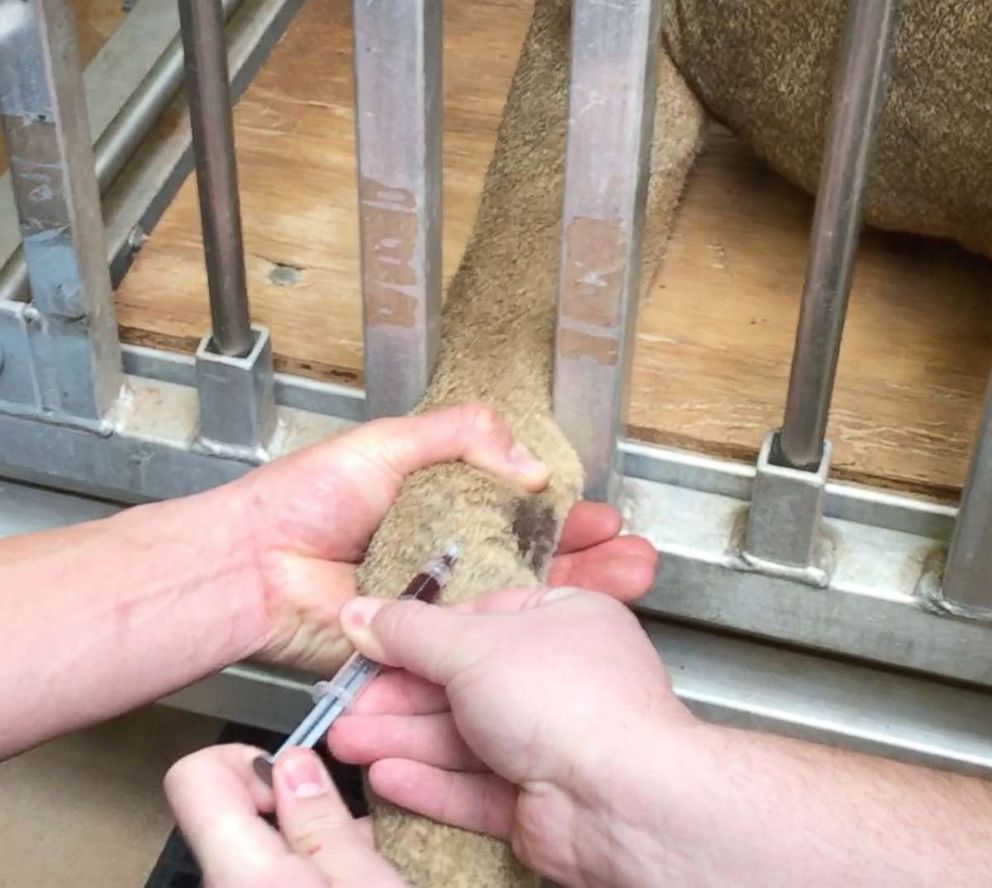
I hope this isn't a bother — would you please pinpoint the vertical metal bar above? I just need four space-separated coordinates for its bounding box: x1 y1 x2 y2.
942 372 992 613
0 0 123 420
178 0 253 358
553 0 661 503
778 0 899 470
352 0 442 419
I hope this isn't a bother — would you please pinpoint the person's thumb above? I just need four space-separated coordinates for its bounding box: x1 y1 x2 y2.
337 403 550 496
273 749 403 885
339 597 480 687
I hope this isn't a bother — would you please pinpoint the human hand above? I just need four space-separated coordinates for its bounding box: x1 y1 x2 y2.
165 745 405 887
327 588 696 888
224 403 657 672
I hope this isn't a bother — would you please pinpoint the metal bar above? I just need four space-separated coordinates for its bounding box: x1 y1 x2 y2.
96 0 242 193
103 0 307 287
352 0 442 418
0 0 244 303
553 0 661 503
157 624 992 779
178 0 253 357
778 0 900 469
0 0 123 420
116 343 957 539
627 469 992 687
0 374 348 503
941 372 992 613
194 324 277 456
121 342 367 422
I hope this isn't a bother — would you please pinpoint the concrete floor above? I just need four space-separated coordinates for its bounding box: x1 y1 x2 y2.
0 706 222 888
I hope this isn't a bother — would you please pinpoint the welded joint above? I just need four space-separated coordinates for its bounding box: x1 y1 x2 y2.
194 324 277 461
741 430 833 586
0 300 120 433
915 547 992 624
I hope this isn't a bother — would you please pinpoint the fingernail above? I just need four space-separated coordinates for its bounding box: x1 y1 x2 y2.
541 586 584 604
279 750 332 799
341 597 386 631
508 442 548 479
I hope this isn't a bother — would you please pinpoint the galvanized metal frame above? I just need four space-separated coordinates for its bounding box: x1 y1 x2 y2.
1 0 991 776
553 0 661 503
0 0 124 422
939 371 992 616
742 0 899 578
353 0 443 419
0 0 246 303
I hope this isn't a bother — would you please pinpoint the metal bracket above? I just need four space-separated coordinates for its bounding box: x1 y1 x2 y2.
0 299 118 434
743 430 833 585
194 324 277 459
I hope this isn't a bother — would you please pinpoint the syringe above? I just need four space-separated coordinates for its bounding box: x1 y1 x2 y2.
252 544 459 785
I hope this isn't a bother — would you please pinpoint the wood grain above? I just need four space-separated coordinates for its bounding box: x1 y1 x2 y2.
630 128 992 497
113 0 992 498
116 0 534 384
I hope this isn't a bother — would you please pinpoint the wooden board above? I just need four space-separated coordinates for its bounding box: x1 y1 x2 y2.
113 0 992 499
630 128 992 498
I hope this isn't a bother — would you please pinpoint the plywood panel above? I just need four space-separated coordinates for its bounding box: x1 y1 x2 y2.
113 0 992 498
116 0 534 385
629 129 992 497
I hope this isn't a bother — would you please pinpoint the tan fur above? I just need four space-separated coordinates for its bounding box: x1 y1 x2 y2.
354 1 703 884
663 0 992 258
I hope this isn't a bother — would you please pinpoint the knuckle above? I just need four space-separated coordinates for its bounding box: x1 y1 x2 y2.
464 402 501 436
382 599 427 640
289 814 347 855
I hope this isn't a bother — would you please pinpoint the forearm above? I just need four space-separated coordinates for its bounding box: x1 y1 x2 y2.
602 721 992 887
0 490 268 757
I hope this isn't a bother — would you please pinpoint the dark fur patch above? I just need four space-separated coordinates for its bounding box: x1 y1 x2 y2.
511 497 557 577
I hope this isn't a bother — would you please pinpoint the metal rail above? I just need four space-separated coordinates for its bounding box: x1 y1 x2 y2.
778 0 900 470
942 372 992 614
0 0 123 420
553 0 661 503
743 0 900 577
5 482 988 778
154 624 992 779
179 0 254 358
103 0 308 287
352 0 443 418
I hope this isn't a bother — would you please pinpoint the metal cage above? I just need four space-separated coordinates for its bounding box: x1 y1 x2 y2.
2 0 991 775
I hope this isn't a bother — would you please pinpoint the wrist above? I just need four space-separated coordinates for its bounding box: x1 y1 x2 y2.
566 710 711 888
107 485 269 667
